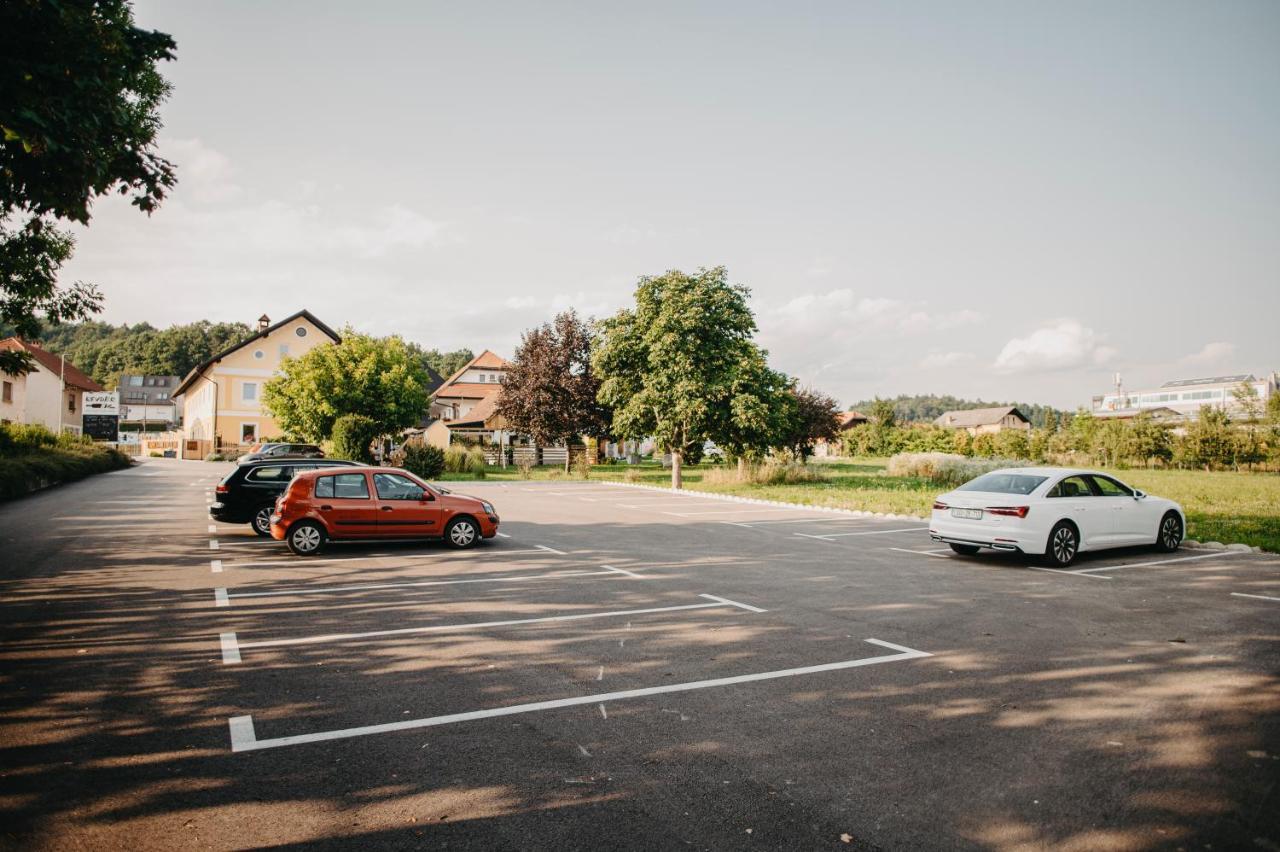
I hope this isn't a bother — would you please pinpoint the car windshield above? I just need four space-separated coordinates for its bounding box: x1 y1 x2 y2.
956 473 1048 495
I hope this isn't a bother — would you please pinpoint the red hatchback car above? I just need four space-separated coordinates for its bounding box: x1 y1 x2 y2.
270 466 500 555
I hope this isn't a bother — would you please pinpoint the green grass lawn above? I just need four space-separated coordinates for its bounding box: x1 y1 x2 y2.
439 457 1280 552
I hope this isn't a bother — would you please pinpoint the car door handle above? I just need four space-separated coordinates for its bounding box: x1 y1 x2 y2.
380 506 394 512
319 505 333 511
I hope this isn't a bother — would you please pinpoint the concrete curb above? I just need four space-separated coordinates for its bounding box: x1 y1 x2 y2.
597 480 931 522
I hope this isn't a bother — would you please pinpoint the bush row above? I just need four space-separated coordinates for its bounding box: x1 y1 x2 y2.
1 422 134 500
886 452 1035 488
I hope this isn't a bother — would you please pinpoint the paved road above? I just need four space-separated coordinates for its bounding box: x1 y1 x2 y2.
1 458 1278 850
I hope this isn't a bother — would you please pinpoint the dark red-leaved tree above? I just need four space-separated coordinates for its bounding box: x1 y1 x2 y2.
496 310 611 470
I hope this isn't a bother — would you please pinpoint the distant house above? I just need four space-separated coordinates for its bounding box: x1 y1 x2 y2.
172 310 340 458
837 411 868 430
117 374 181 430
934 406 1031 436
0 338 103 434
423 350 511 449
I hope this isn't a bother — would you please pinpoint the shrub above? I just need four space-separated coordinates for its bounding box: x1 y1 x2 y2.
443 445 487 478
516 456 534 480
0 443 131 501
887 452 1037 488
331 414 379 464
702 461 827 486
574 451 592 480
205 452 227 462
394 442 445 479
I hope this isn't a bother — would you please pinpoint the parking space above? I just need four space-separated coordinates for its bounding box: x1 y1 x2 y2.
3 466 1278 849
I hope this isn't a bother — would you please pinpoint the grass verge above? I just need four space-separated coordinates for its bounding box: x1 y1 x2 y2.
437 457 1280 552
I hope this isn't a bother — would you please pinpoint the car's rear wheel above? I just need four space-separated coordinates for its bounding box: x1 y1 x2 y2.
1044 521 1079 567
949 543 980 556
252 506 274 537
287 520 327 556
1154 511 1183 553
445 516 479 549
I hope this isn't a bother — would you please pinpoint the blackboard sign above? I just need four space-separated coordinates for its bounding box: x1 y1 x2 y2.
83 414 119 441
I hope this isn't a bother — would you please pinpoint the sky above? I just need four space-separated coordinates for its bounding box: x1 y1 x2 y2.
62 0 1279 408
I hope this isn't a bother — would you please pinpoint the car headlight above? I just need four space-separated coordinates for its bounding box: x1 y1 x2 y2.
481 501 495 514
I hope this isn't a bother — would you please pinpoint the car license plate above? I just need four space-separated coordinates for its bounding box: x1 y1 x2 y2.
951 508 983 520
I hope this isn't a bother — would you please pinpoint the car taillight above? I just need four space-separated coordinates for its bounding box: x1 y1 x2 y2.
216 484 229 493
986 506 1030 518
932 501 948 510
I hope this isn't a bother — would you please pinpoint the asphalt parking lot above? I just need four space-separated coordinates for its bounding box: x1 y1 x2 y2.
1 459 1278 850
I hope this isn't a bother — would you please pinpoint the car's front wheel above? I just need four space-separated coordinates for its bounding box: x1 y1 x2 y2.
252 506 274 537
949 543 980 556
445 516 480 549
1044 521 1079 567
1154 511 1183 553
287 520 327 556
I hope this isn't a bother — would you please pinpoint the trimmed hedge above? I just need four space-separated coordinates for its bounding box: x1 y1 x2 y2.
0 444 132 500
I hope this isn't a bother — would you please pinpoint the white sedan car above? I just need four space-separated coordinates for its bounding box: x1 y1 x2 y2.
929 467 1185 567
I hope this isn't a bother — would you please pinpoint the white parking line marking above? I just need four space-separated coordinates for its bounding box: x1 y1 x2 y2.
211 559 223 573
214 588 230 607
888 547 951 558
495 532 511 538
797 527 928 540
727 517 883 526
220 632 241 664
1071 551 1244 574
223 597 763 660
698 593 766 613
599 703 608 720
665 508 809 517
535 544 568 555
222 548 551 568
208 524 217 533
1026 565 1112 580
226 638 931 751
209 539 219 551
1231 592 1280 603
220 568 619 602
601 565 645 579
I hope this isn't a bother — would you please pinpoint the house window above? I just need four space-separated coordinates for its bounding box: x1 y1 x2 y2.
241 422 258 443
478 374 486 383
253 349 265 360
242 382 258 402
68 395 76 412
129 376 143 387
296 327 308 337
279 344 289 357
2 381 11 403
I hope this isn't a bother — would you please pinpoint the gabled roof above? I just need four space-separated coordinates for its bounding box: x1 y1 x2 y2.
0 338 103 391
443 393 504 428
837 410 868 430
173 309 340 396
934 406 1029 428
433 349 509 400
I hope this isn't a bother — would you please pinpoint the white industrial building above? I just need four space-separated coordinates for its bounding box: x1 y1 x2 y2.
1091 373 1278 420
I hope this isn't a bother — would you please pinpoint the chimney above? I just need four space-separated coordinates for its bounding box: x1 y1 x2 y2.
258 314 270 333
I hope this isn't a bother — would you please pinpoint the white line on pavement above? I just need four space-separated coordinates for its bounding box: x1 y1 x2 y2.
1071 551 1244 574
227 638 931 752
601 565 646 579
536 544 568 555
223 597 763 660
220 548 552 568
698 593 766 613
887 547 951 558
209 539 219 551
208 525 217 533
495 532 511 538
220 632 241 664
796 527 928 540
211 559 223 573
214 588 229 607
220 568 619 602
1231 592 1280 603
665 508 810 517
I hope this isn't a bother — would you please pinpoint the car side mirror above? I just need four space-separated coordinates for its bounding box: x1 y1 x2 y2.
1133 490 1145 499
419 491 434 502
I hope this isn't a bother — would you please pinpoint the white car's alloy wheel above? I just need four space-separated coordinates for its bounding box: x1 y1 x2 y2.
1159 514 1182 551
1050 524 1077 566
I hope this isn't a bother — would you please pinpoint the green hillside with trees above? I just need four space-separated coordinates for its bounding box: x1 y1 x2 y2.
846 393 1067 429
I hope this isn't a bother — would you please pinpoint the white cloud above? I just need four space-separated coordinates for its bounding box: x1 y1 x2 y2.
163 137 241 203
993 319 1116 373
919 351 976 369
1180 341 1236 367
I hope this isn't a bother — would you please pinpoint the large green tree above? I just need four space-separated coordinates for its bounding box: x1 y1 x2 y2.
593 266 777 488
262 330 429 441
496 310 611 470
0 0 176 376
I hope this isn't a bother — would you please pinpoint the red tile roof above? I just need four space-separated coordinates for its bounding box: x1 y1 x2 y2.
0 338 103 391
